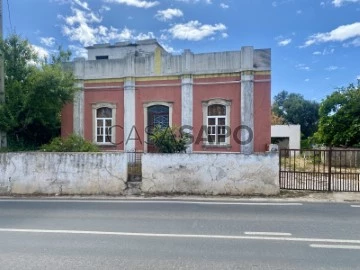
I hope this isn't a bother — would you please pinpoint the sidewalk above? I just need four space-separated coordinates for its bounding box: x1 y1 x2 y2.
1 191 360 203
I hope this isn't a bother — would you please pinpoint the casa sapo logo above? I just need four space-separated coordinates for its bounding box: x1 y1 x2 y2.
104 125 254 146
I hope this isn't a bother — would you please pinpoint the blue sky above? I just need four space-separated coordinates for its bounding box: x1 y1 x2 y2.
3 0 360 101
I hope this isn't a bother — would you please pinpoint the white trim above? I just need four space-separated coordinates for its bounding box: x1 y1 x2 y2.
92 103 117 146
202 99 232 147
143 102 173 153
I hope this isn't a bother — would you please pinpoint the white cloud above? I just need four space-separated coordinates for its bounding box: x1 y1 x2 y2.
356 74 360 80
175 0 212 3
135 32 155 40
302 22 360 47
100 5 111 12
313 48 335 55
220 3 229 8
32 45 50 60
332 0 360 7
326 65 339 71
295 64 310 71
73 0 90 10
296 9 302 14
168 20 226 41
68 45 88 58
272 0 294 7
52 0 90 10
305 78 310 82
104 0 159 8
155 8 183 21
221 32 229 38
60 6 156 46
343 37 360 47
160 43 181 54
278 38 292 46
40 37 56 47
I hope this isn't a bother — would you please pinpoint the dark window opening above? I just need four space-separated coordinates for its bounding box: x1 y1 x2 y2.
96 55 109 60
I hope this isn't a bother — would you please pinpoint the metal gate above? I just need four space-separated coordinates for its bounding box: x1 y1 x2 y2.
127 151 142 182
279 148 360 192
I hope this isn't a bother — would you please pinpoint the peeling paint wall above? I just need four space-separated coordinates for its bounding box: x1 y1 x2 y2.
0 153 127 195
142 153 279 195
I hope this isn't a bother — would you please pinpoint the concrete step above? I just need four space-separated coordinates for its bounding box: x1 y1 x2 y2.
125 181 142 196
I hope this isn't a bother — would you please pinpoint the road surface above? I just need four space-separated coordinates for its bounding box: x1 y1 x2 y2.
0 198 360 269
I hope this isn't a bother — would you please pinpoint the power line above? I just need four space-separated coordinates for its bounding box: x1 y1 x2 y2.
6 0 12 31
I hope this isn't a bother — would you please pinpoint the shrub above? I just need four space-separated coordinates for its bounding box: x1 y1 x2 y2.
41 134 99 152
149 126 190 153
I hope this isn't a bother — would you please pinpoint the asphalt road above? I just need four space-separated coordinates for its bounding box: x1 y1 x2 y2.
0 198 360 270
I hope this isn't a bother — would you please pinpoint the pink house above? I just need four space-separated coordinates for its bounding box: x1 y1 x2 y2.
61 39 271 153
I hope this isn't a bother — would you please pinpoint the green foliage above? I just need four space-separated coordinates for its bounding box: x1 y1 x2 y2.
41 134 99 152
272 90 319 138
0 34 76 150
314 83 360 147
149 126 190 153
301 137 316 149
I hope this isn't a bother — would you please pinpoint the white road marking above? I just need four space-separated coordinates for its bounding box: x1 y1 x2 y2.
351 205 360 208
0 199 303 206
244 232 292 236
310 244 360 250
1 228 360 245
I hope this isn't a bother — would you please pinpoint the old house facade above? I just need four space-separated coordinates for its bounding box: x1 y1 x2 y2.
61 39 271 153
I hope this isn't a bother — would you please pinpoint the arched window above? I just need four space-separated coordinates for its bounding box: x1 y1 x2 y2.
143 102 173 152
148 105 169 129
202 99 231 146
92 103 116 144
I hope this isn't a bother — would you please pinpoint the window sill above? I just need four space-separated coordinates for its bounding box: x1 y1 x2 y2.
95 143 116 147
202 144 232 149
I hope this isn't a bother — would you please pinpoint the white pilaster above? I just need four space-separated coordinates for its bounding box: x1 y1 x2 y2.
73 82 84 137
240 46 254 154
181 75 193 153
124 77 136 152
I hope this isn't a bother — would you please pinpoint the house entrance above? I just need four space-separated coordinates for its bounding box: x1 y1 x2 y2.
147 105 169 153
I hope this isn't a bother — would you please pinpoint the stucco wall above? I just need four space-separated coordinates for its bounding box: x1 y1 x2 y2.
0 152 127 195
271 125 301 150
142 153 279 195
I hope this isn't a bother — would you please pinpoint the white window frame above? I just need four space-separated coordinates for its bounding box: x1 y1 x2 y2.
202 99 231 146
92 103 117 145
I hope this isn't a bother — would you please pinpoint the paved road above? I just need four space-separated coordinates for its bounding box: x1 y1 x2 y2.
0 199 360 269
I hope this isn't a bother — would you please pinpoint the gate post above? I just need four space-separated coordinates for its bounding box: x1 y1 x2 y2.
328 147 332 191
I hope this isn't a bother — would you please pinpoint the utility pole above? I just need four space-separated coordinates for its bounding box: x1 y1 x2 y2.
0 0 7 148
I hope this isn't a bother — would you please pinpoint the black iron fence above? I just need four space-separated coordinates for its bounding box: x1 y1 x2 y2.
127 151 142 182
279 148 360 192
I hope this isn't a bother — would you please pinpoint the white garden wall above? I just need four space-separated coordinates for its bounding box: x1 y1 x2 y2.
142 153 279 195
0 152 127 195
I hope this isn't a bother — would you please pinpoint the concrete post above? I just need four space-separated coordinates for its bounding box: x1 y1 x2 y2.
73 82 84 137
124 77 136 152
181 75 193 153
240 46 254 154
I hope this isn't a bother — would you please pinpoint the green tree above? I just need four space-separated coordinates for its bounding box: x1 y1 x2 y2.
0 34 76 150
272 90 319 138
149 126 189 153
314 82 360 147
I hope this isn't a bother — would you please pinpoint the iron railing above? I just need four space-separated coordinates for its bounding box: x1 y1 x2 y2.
127 151 142 182
279 148 360 192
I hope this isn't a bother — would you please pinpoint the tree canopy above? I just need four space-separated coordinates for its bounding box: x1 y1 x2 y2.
272 90 319 138
314 83 360 147
0 34 76 150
